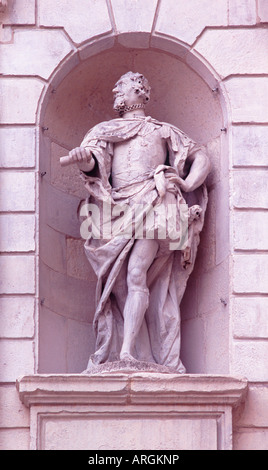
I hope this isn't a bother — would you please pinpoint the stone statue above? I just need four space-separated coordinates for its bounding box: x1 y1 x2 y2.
61 72 210 373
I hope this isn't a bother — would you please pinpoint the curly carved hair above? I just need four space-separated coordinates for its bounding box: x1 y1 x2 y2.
115 71 151 104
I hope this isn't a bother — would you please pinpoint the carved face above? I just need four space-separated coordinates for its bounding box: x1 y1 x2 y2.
112 72 150 114
112 78 142 111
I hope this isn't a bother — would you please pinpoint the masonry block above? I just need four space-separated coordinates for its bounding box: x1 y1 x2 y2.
0 296 35 338
0 25 12 43
0 385 29 427
155 0 228 45
232 169 268 209
196 260 229 314
0 172 35 212
66 237 96 281
39 223 67 274
1 0 35 25
0 30 73 80
233 210 268 250
39 261 95 323
0 339 34 382
234 428 268 451
229 0 256 25
233 254 268 294
225 77 268 122
232 341 268 381
0 428 29 450
41 180 81 238
39 306 68 373
0 127 35 168
0 214 35 252
0 78 44 124
233 297 268 339
0 255 35 294
232 125 268 167
111 0 158 40
66 318 95 373
234 385 268 427
38 0 112 44
258 0 268 22
194 29 268 78
50 142 85 198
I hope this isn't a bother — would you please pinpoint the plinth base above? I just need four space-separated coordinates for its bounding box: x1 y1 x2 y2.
82 359 183 375
17 373 247 450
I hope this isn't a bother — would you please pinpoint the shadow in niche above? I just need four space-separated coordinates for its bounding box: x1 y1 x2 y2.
38 45 229 375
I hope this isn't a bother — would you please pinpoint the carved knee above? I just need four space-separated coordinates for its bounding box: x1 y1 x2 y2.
127 266 146 290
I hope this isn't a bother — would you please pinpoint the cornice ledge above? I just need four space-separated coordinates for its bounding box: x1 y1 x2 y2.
16 373 248 408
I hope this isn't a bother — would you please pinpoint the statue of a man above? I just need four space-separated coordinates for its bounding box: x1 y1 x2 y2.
63 72 210 373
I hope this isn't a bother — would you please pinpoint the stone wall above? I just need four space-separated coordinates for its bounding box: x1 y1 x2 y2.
0 0 267 450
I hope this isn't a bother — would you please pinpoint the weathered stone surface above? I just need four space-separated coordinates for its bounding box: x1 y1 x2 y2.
0 428 29 451
39 261 95 322
233 254 268 293
229 0 256 25
233 210 268 250
195 29 268 77
1 0 35 25
225 77 268 122
258 0 268 22
0 127 35 168
0 385 30 427
232 125 268 167
41 180 81 238
233 169 268 209
0 171 35 212
0 340 34 381
83 359 180 376
38 0 112 44
39 224 66 274
0 214 35 252
66 238 96 281
43 416 217 450
0 30 73 79
234 385 268 427
0 78 44 124
234 428 268 451
233 297 268 339
111 0 158 33
0 256 35 294
196 260 229 314
38 306 68 373
155 0 228 44
66 319 95 373
16 374 247 450
0 296 35 338
232 341 268 381
50 142 86 198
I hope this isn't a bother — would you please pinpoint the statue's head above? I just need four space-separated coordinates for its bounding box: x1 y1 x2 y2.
113 71 151 116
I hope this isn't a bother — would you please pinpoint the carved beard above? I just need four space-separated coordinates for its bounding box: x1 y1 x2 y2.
113 94 126 113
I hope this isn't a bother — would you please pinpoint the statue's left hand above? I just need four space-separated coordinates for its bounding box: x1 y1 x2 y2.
168 174 191 192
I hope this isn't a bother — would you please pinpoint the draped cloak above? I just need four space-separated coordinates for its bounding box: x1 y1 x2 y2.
79 116 208 373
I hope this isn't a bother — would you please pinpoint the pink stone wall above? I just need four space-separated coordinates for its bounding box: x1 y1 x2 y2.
0 0 267 450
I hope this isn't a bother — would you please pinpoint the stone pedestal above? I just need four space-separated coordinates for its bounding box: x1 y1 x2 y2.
17 373 247 450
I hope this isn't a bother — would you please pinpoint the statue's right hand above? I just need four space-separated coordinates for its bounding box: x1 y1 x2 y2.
68 147 92 164
68 146 95 172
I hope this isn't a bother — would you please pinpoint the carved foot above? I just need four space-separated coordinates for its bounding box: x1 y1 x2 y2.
119 351 139 362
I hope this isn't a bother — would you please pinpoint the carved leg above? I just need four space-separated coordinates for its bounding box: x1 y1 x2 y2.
120 239 158 361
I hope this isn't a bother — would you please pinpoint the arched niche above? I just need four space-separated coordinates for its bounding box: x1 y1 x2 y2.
38 38 230 374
